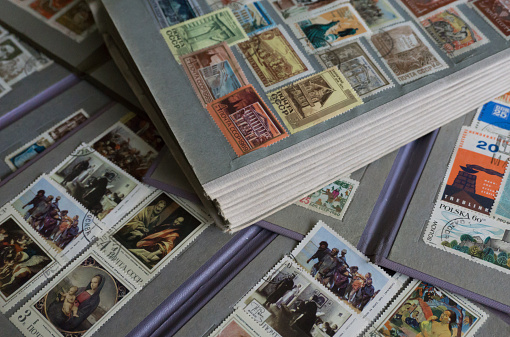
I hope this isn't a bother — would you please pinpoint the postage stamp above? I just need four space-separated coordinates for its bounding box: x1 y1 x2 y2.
0 36 39 85
10 175 104 260
437 126 510 215
28 0 74 19
10 249 139 337
206 84 288 156
209 312 260 337
420 6 489 58
0 204 64 313
0 75 11 99
96 190 211 285
291 4 371 53
472 0 510 40
225 2 276 37
160 8 248 63
235 256 367 337
5 109 90 171
491 162 510 224
351 0 404 31
268 67 362 134
292 221 402 321
267 0 343 22
471 101 510 136
367 279 487 337
295 178 359 220
148 0 202 28
398 0 458 18
90 122 159 181
49 145 148 224
368 22 448 84
315 41 393 98
54 0 97 43
237 26 314 92
495 90 510 105
180 42 249 107
121 112 165 152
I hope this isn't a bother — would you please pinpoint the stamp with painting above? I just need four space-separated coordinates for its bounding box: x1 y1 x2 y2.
49 144 149 224
268 67 362 134
206 85 288 156
180 42 249 107
10 175 104 261
351 0 404 31
368 279 487 337
121 112 165 152
11 249 139 337
96 190 211 285
0 204 64 313
420 6 489 58
315 41 393 98
148 0 203 28
54 0 97 43
5 109 90 171
267 0 343 22
472 0 510 40
29 0 74 19
296 178 359 220
292 221 402 320
368 22 448 84
290 4 371 54
160 8 248 63
398 0 458 18
237 26 314 92
0 36 40 86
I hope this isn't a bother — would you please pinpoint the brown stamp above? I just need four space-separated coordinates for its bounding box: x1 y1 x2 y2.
472 0 510 40
206 85 288 156
180 42 249 107
399 0 458 17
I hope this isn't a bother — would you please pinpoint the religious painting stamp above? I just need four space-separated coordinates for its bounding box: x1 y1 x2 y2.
11 250 139 337
5 109 90 171
28 0 74 19
472 0 510 40
0 36 39 85
160 8 249 63
437 127 510 215
237 26 314 92
206 85 288 156
267 0 343 22
367 279 487 337
420 6 488 58
293 222 401 320
296 178 359 220
268 68 362 134
368 22 448 84
290 4 371 53
54 0 96 43
351 0 404 30
148 0 202 28
315 41 393 97
398 0 458 17
222 1 276 36
180 42 249 107
97 190 210 285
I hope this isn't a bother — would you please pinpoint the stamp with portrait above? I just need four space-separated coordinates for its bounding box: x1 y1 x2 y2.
367 279 487 337
237 26 314 92
420 6 489 58
160 8 248 63
180 42 249 107
368 22 448 84
290 4 371 54
49 144 149 225
148 0 203 28
292 221 402 321
5 109 90 171
53 0 97 43
268 68 362 134
96 190 211 286
315 41 393 98
398 0 458 18
0 36 40 85
295 178 359 220
351 0 404 31
206 85 288 156
472 0 510 40
11 248 139 337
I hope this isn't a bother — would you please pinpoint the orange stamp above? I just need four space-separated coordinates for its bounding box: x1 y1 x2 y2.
206 85 288 156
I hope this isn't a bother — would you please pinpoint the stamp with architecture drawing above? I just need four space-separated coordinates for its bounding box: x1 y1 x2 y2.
10 248 139 337
268 67 362 134
148 0 203 28
290 4 371 53
471 0 510 40
160 8 248 63
315 41 393 98
206 85 288 156
267 0 343 22
351 0 404 31
180 42 249 107
368 22 448 84
296 178 359 220
237 26 314 92
211 1 276 36
398 0 458 18
420 6 489 58
367 279 487 337
95 190 211 286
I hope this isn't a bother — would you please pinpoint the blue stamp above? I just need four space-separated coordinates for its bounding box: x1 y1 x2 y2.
149 0 202 28
230 2 276 36
477 101 510 130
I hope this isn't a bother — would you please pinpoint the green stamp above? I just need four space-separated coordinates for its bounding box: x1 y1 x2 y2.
160 8 248 63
